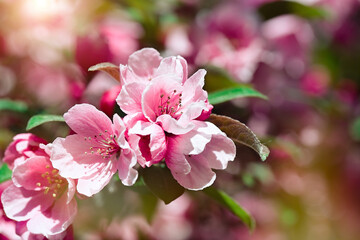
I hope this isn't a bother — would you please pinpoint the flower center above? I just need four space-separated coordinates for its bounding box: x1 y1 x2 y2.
37 165 66 198
157 89 183 119
83 130 120 159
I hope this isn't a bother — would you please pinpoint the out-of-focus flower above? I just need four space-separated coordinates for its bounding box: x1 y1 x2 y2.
50 104 138 197
20 62 85 109
300 67 330 96
0 65 16 97
117 48 235 190
3 133 48 169
262 15 314 77
1 152 77 239
193 3 263 82
75 19 142 72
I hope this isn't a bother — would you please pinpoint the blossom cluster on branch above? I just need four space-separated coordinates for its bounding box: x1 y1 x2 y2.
1 48 236 239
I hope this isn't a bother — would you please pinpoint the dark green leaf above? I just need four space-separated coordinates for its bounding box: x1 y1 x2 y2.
208 114 270 161
88 62 120 82
208 87 267 105
26 114 65 131
141 166 185 204
203 187 255 230
0 164 12 183
0 99 28 113
140 193 159 223
258 1 328 20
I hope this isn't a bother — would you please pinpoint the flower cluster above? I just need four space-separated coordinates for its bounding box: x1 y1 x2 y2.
1 48 236 239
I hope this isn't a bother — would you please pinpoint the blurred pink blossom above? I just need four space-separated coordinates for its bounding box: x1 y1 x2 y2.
300 67 330 96
20 62 85 109
194 3 263 82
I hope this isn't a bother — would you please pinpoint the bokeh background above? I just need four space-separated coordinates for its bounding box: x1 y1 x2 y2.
1 0 360 239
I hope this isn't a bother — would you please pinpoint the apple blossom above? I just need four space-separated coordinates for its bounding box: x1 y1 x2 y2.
117 48 235 190
50 103 138 197
1 154 77 239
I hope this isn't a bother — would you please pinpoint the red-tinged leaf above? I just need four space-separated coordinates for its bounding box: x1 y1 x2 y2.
88 62 120 82
208 114 270 161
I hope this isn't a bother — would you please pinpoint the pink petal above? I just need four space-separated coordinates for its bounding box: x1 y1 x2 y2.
155 56 188 83
117 150 138 186
50 137 105 179
129 121 167 165
127 48 162 79
26 193 77 237
64 104 114 137
200 133 236 170
76 157 117 196
116 82 146 115
181 69 209 107
157 115 195 135
12 156 52 191
170 153 216 190
1 185 54 222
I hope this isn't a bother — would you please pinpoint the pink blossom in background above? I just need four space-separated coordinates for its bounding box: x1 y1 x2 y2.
50 104 138 197
117 48 235 190
3 133 48 170
1 151 77 239
99 19 142 65
193 3 263 82
20 62 85 109
300 67 330 96
261 15 314 77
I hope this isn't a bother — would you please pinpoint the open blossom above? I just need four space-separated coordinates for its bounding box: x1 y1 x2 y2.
3 133 48 169
117 48 235 190
1 149 77 239
50 103 138 197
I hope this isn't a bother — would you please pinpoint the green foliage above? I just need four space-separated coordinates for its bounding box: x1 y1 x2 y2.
203 187 255 230
350 117 360 141
208 86 267 105
141 165 185 204
204 66 243 92
258 0 328 20
208 114 270 161
0 99 28 113
26 114 65 131
0 164 12 183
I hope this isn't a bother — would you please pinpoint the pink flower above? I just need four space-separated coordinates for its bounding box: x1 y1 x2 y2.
1 153 77 239
193 3 263 82
117 48 235 190
50 103 138 197
3 133 48 170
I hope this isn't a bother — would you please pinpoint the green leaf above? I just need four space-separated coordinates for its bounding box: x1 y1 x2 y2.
141 165 185 204
350 117 360 141
208 114 270 161
204 66 242 92
26 114 65 131
0 99 28 113
0 164 12 183
203 187 255 230
258 1 328 20
88 62 120 82
208 87 268 105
